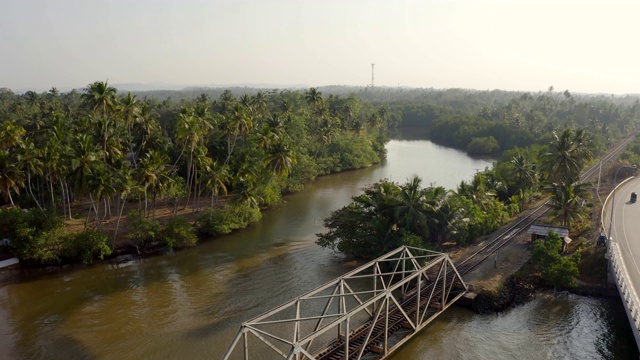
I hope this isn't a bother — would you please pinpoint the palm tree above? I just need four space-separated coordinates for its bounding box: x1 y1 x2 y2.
82 81 117 157
457 174 496 210
365 112 381 130
394 175 428 238
545 181 590 228
239 94 254 116
191 144 213 210
86 163 117 227
118 92 140 165
217 90 236 116
42 138 63 209
543 128 592 183
18 139 44 211
0 120 26 148
313 115 338 159
0 150 24 206
261 140 296 196
280 99 292 118
82 80 117 117
423 186 455 243
377 105 389 124
253 91 268 119
223 103 252 164
304 88 323 110
264 140 296 177
137 150 171 219
257 113 286 151
174 107 213 208
112 165 134 246
232 180 262 210
511 155 537 210
69 134 102 196
201 161 230 209
350 119 365 137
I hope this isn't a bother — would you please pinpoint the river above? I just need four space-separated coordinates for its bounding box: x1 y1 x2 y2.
0 138 637 359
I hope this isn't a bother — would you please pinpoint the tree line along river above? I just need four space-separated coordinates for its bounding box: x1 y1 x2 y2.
0 135 637 359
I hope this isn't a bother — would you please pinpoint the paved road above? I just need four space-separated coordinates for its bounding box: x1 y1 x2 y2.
609 177 640 300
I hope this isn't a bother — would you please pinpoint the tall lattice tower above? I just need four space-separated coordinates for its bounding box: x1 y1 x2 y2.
371 63 375 88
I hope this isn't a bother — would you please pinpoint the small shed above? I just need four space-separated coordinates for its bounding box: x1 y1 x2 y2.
527 224 571 251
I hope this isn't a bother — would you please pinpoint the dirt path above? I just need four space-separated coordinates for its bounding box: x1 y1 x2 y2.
64 195 232 248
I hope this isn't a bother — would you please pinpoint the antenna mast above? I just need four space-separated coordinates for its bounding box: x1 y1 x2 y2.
371 63 375 88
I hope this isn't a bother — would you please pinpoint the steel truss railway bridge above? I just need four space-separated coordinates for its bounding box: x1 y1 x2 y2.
222 246 467 360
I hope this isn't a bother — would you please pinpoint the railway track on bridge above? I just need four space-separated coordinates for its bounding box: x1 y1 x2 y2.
314 266 462 360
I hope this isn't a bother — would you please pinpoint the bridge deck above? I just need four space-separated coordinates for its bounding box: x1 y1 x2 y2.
222 246 467 360
314 272 464 359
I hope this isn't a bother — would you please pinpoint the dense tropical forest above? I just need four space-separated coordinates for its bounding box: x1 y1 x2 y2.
0 83 390 264
1 83 639 267
315 86 640 272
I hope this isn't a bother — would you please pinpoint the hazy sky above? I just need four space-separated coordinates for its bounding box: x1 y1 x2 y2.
2 0 640 94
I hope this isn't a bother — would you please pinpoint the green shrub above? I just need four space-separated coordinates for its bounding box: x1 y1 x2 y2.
467 136 501 155
161 217 197 249
126 209 160 246
261 181 284 207
2 208 66 263
63 228 112 264
196 204 262 236
531 231 580 288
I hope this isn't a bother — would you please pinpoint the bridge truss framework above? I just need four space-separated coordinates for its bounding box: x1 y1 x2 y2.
222 246 467 360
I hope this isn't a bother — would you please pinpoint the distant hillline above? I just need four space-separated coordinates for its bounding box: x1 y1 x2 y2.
6 82 635 97
10 82 381 94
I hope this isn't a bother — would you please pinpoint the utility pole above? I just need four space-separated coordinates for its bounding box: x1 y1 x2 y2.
371 63 375 88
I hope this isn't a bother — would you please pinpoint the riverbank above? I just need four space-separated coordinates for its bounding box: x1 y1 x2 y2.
457 173 618 314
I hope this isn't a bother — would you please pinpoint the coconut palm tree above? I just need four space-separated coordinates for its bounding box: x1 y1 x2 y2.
18 139 44 211
457 174 496 210
264 141 296 177
543 128 592 183
0 120 26 148
511 155 538 210
545 181 590 228
223 103 252 163
200 161 230 209
191 144 213 210
394 175 428 238
112 165 134 245
86 163 117 227
82 81 117 157
423 186 456 243
174 107 213 208
232 180 262 210
137 150 171 219
0 149 24 206
304 88 323 110
257 113 286 151
118 92 140 165
261 140 296 195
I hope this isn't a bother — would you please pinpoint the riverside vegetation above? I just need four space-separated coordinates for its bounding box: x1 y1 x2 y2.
0 83 390 264
316 86 640 291
1 84 640 272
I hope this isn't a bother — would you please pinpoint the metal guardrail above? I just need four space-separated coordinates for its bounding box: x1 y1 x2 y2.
601 178 640 349
608 242 640 337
